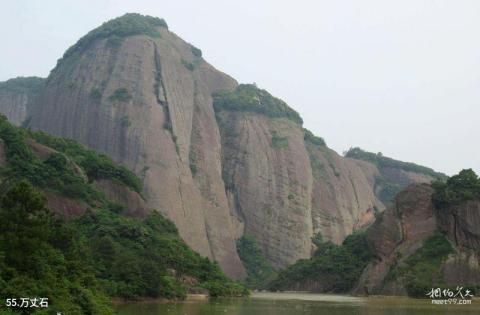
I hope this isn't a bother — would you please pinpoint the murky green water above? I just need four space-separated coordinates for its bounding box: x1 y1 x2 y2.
115 292 480 315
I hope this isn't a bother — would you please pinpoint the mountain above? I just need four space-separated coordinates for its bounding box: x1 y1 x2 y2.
269 170 480 296
355 170 480 296
0 77 44 126
0 13 446 278
0 116 246 313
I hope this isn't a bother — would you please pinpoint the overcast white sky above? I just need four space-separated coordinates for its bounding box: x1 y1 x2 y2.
1 0 479 175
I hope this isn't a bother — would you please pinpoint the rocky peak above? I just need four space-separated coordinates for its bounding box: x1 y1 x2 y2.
0 14 447 278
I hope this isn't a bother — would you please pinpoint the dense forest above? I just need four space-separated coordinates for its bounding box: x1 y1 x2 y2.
0 116 247 314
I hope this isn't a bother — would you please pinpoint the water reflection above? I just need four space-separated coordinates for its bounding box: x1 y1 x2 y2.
115 292 480 315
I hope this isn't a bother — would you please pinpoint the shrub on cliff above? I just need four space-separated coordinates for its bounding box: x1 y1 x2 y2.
213 84 303 125
236 235 276 288
0 181 112 314
269 231 372 292
345 147 447 180
432 169 480 208
29 129 142 193
60 13 168 61
387 233 453 298
303 128 326 146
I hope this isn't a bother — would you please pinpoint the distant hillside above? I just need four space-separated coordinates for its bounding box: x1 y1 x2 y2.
345 147 447 205
0 77 44 126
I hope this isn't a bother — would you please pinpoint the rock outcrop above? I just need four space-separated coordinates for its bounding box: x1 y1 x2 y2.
0 77 44 126
355 183 480 295
26 15 245 279
0 14 446 276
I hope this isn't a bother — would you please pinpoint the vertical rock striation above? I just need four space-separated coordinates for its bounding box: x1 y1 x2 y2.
0 14 446 276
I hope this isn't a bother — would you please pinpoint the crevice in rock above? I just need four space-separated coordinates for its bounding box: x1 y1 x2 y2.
152 41 178 154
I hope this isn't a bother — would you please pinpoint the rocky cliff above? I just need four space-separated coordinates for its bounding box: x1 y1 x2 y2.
0 13 446 277
355 177 480 296
0 77 44 126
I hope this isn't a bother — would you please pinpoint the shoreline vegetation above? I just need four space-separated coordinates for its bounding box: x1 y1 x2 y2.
0 116 247 315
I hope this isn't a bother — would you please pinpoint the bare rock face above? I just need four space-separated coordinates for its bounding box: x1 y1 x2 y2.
355 184 480 295
0 77 44 126
307 144 384 244
28 23 245 279
0 15 446 277
355 184 438 294
45 192 89 219
218 112 313 268
94 179 149 218
436 201 480 251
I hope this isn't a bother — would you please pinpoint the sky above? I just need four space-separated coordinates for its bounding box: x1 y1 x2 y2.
1 0 479 176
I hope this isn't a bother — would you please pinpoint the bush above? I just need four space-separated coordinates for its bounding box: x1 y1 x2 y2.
0 116 101 201
30 129 142 193
213 84 303 125
109 88 132 102
191 46 202 58
0 181 113 314
236 235 276 288
304 128 326 146
269 231 372 292
90 87 102 100
271 131 289 149
387 233 453 298
73 209 247 299
59 13 167 62
432 169 480 208
181 59 195 71
345 147 447 180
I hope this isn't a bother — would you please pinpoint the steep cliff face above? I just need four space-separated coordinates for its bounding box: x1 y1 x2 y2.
355 182 480 295
26 14 245 279
345 147 446 205
0 77 44 126
214 84 387 268
217 110 314 268
307 144 383 244
0 14 445 276
354 184 438 295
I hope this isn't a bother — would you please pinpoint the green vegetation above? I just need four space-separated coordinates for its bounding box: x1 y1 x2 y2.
0 181 112 314
189 151 198 176
90 87 102 100
191 46 202 58
269 231 372 292
119 115 131 128
213 84 303 125
0 117 248 313
345 147 447 180
432 169 480 208
311 232 324 247
345 147 447 204
0 116 101 202
29 128 141 193
181 59 195 71
109 88 132 102
0 77 45 127
271 131 289 149
387 233 453 298
303 128 326 146
74 209 247 300
60 13 168 62
375 177 402 204
0 77 44 95
236 235 276 288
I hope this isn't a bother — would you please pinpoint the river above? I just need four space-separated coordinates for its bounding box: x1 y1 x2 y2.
115 292 480 315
